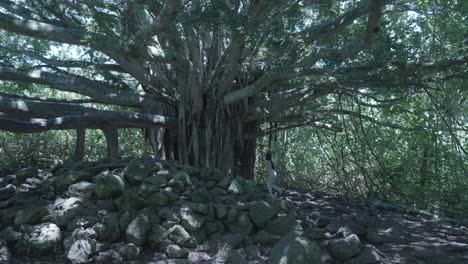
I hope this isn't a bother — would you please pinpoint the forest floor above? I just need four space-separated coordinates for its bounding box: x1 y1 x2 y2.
285 189 468 264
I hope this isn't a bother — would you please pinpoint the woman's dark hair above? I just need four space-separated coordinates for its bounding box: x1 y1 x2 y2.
265 152 275 170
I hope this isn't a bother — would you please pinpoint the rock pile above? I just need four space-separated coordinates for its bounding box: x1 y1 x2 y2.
0 158 321 263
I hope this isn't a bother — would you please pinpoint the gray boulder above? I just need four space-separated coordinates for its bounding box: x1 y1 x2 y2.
264 213 299 236
116 243 140 261
327 234 361 261
50 197 84 226
179 207 204 231
269 232 321 264
249 201 277 227
68 181 95 197
19 223 61 256
124 159 153 184
227 212 253 235
168 225 193 247
93 249 123 264
93 171 125 199
14 206 48 226
126 212 151 246
66 239 96 264
0 184 16 201
0 240 10 263
115 191 145 211
166 244 189 259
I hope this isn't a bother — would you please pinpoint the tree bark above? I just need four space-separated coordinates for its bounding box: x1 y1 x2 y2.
73 128 86 161
103 128 119 158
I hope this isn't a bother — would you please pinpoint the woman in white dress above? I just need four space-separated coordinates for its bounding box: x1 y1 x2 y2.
265 152 283 197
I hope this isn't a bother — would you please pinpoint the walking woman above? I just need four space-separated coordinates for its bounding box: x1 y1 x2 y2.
265 152 283 197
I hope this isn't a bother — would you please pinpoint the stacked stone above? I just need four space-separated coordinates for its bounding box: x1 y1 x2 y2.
0 158 321 264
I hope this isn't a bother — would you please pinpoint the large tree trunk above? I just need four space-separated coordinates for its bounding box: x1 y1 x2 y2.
73 128 86 161
176 98 258 178
103 128 119 158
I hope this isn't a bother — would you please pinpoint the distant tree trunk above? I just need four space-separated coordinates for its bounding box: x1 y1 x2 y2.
73 128 85 161
103 128 119 158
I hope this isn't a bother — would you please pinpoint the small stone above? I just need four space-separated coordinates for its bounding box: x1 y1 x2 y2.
315 217 331 228
166 244 189 259
221 233 244 249
68 181 95 197
356 245 381 264
228 180 243 194
117 243 140 261
227 212 253 235
229 249 249 264
93 249 123 264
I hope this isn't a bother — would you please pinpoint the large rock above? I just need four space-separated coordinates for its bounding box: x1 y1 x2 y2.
191 188 211 203
115 191 145 211
95 212 121 242
166 244 189 259
269 232 321 264
264 213 299 236
227 212 253 235
327 234 361 261
168 225 193 247
19 223 61 256
93 249 123 264
148 223 168 248
146 192 169 208
200 168 224 182
253 230 281 246
126 212 151 246
50 197 84 226
0 184 16 201
15 167 38 183
174 171 192 186
116 243 140 261
66 239 96 264
93 171 125 199
179 207 205 231
249 201 277 227
0 240 10 263
14 206 48 225
138 174 169 198
63 227 97 252
124 159 153 184
68 181 95 197
0 226 22 243
356 245 381 264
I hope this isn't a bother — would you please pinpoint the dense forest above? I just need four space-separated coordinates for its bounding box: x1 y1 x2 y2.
0 0 466 218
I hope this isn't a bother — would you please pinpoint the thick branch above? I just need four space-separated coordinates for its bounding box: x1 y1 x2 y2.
0 112 176 133
0 11 86 45
0 65 145 107
0 94 100 118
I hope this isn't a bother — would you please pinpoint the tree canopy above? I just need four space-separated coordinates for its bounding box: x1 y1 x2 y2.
0 0 466 177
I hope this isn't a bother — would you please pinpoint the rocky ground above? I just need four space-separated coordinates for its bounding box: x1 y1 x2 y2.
0 157 467 264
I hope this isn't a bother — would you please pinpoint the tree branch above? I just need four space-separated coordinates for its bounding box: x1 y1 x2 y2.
0 112 176 133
